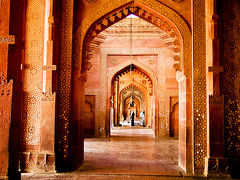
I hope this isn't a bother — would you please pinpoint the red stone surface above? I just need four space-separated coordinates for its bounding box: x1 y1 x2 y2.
85 95 96 137
0 75 13 176
170 97 179 138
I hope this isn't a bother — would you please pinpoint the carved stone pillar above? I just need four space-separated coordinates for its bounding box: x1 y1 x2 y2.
192 0 208 174
39 91 56 172
204 0 228 176
0 73 13 176
21 0 45 173
205 96 228 176
56 0 74 171
71 70 86 170
177 71 193 173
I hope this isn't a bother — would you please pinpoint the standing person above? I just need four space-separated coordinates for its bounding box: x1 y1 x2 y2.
140 111 143 125
130 111 135 126
141 111 145 127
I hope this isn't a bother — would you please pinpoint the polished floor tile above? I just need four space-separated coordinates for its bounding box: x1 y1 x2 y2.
78 128 181 176
21 128 229 179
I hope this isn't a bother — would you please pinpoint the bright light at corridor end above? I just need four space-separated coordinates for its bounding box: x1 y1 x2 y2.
126 14 139 18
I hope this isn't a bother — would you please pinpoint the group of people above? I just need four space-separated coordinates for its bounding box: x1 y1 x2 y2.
129 110 145 127
119 110 146 127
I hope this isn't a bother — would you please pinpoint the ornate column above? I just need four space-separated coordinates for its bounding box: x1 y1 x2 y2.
71 70 86 170
21 0 46 173
192 0 208 174
220 1 240 178
204 0 228 176
56 0 74 171
39 0 56 173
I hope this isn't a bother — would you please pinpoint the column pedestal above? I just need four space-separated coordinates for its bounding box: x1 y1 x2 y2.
204 95 228 176
205 157 228 176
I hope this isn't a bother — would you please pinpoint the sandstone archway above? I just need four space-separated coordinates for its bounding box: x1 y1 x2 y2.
69 0 193 173
110 64 154 132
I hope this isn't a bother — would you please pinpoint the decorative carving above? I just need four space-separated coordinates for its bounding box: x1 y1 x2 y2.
0 72 13 176
209 95 224 105
148 59 155 65
84 35 105 71
193 0 207 173
39 89 56 172
22 0 45 149
82 2 181 72
85 0 97 4
221 0 240 158
111 58 118 65
20 153 55 173
120 80 125 84
42 65 57 71
56 0 74 161
85 61 92 71
77 0 192 78
41 89 55 102
0 35 15 44
173 63 180 71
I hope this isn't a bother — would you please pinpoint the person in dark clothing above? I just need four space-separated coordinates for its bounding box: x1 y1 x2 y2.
130 111 135 126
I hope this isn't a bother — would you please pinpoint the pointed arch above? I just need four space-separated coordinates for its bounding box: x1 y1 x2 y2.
108 60 157 96
73 0 193 173
74 0 192 77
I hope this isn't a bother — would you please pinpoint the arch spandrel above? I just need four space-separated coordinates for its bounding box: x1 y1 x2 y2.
119 83 148 97
76 0 192 78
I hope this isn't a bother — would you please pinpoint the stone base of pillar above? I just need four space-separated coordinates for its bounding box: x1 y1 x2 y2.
204 157 229 177
0 176 8 180
228 156 240 179
20 153 56 173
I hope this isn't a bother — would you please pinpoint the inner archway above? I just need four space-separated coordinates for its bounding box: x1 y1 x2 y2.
81 8 184 176
109 64 154 137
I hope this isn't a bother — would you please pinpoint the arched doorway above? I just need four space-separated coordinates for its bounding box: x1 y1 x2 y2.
109 65 154 136
68 0 192 174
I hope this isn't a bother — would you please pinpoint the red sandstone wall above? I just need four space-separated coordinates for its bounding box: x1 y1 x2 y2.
86 37 178 91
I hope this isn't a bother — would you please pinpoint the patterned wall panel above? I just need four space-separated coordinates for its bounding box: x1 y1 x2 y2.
192 0 207 173
22 0 45 147
56 0 74 161
0 73 13 176
221 0 240 158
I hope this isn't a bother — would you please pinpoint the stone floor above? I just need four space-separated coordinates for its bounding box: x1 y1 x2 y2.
78 137 180 176
110 126 154 137
21 128 230 179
